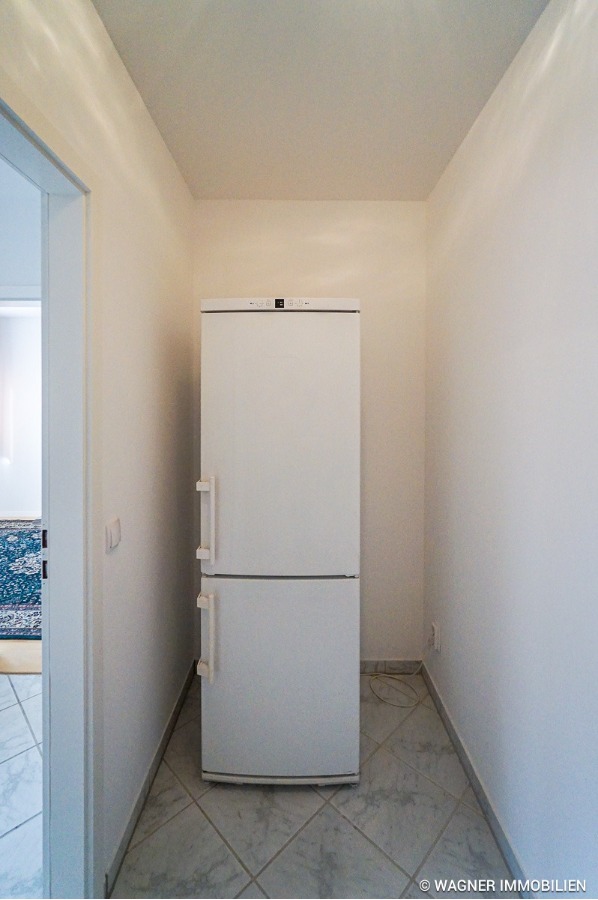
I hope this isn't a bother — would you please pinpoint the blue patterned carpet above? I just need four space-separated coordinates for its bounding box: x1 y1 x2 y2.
0 520 42 640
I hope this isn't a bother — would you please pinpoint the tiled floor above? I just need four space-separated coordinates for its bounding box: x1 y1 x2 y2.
0 672 43 899
113 675 517 899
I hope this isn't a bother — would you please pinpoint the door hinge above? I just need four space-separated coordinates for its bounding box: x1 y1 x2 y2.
42 560 48 580
42 529 48 548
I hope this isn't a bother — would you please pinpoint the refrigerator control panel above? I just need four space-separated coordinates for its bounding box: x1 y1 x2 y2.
201 297 360 313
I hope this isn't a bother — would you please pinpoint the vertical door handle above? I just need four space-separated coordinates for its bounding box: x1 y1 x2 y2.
196 592 215 683
196 476 216 565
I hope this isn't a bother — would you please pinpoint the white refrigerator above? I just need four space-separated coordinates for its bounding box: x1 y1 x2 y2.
197 297 360 785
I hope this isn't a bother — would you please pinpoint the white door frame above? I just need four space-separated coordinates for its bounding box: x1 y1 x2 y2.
0 102 98 897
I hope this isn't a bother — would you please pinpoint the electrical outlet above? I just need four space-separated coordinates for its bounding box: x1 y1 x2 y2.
431 621 441 652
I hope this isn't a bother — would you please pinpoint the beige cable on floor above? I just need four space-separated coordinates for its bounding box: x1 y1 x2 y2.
369 664 423 708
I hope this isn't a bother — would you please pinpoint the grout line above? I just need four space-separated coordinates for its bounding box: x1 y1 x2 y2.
4 675 42 749
410 799 461 883
7 674 42 699
0 809 42 843
252 797 330 880
326 796 413 885
0 675 19 711
19 701 41 747
0 736 39 768
118 717 219 852
108 799 199 896
374 737 461 801
124 792 195 854
234 877 270 899
191 799 254 883
360 729 382 755
210 789 334 882
374 708 470 803
162 754 216 805
317 723 464 883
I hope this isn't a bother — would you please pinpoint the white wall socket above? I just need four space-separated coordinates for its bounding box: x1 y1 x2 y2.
431 621 441 652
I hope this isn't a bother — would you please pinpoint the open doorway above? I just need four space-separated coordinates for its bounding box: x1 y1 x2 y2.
0 103 96 898
0 154 43 897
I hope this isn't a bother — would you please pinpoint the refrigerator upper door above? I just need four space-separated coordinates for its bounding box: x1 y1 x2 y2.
200 311 360 576
200 576 360 781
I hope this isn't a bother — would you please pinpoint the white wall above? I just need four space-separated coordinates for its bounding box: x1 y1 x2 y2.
0 310 41 517
0 155 41 298
0 157 42 517
195 200 426 661
426 0 598 892
0 0 195 882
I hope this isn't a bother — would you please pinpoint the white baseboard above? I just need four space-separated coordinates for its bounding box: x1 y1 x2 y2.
421 664 528 895
360 659 421 674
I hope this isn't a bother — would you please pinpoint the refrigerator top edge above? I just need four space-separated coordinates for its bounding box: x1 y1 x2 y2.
201 297 360 313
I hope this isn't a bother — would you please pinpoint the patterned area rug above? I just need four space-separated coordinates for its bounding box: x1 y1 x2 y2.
0 520 42 640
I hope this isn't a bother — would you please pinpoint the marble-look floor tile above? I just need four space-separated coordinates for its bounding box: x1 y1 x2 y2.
0 813 43 899
359 676 415 744
163 716 212 799
332 748 457 876
0 705 36 765
128 762 193 849
312 783 340 801
112 804 250 899
314 732 379 800
359 730 379 765
378 673 429 702
237 882 267 899
0 747 43 838
259 803 409 898
0 674 17 711
21 695 42 745
385 705 469 798
402 880 431 898
9 675 42 703
419 806 517 898
199 782 323 875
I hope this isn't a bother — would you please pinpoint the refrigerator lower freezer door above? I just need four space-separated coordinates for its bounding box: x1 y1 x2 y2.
200 577 360 784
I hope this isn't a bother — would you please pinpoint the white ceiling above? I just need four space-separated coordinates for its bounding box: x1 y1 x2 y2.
91 0 548 201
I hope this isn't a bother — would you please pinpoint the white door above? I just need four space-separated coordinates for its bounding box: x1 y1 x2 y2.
200 576 360 781
1 108 93 896
200 311 360 576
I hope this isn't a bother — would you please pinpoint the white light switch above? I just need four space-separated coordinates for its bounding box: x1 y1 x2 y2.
105 517 121 552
